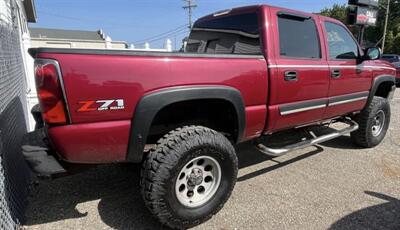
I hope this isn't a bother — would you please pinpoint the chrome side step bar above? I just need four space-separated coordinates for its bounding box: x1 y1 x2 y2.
256 119 359 157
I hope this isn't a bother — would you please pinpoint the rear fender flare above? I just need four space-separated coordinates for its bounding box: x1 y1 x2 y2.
126 86 246 162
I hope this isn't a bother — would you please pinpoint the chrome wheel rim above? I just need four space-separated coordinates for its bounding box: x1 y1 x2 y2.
175 155 221 208
372 110 385 137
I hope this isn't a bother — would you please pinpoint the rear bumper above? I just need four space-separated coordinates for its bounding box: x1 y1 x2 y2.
47 120 131 163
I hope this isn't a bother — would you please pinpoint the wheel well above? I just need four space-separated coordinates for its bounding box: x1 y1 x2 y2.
147 99 239 143
374 81 394 98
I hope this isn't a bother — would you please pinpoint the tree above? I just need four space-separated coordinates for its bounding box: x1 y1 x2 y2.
393 34 400 54
320 4 348 24
385 31 395 52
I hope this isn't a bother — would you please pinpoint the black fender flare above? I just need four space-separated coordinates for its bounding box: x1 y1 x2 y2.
126 86 246 162
366 75 396 106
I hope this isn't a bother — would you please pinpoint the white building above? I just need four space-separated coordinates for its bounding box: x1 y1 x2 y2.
130 39 173 52
25 28 128 130
0 0 36 229
29 28 127 49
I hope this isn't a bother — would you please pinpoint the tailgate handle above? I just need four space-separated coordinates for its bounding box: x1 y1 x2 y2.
284 71 298 81
331 69 341 78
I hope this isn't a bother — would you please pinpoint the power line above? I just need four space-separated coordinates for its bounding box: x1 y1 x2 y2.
37 10 163 29
133 24 188 44
134 28 190 45
183 0 197 29
37 10 103 24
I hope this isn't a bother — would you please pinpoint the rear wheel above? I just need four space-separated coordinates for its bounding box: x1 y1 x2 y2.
140 126 238 229
351 97 390 147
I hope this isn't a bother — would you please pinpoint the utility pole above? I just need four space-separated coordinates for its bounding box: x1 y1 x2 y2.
183 0 197 29
382 0 390 52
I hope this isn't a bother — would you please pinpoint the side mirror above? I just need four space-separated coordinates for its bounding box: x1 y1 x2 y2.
364 47 382 60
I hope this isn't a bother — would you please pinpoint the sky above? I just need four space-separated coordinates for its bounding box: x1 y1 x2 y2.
29 0 347 49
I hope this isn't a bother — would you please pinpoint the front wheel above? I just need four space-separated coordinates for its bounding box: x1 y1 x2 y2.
140 126 238 229
351 96 391 147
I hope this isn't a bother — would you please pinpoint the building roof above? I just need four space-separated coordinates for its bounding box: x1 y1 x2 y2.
24 0 37 22
29 28 104 41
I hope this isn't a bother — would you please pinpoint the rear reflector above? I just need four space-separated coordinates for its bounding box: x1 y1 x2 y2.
34 60 68 125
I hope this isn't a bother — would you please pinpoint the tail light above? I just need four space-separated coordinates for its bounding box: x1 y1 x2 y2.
34 59 69 125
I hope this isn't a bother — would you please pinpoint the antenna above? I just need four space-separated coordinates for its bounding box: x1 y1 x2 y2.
183 0 197 29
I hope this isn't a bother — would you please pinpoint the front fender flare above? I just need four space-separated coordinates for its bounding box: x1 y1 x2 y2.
126 86 246 162
367 75 396 106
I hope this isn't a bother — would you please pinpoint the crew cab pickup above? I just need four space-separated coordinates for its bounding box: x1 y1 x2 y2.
28 5 397 229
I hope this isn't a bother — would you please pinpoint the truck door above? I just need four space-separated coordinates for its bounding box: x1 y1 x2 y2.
266 10 330 132
322 20 372 119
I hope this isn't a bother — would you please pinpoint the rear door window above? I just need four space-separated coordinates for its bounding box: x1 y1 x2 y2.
277 13 321 59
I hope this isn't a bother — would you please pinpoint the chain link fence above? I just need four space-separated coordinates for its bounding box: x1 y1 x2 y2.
0 0 32 229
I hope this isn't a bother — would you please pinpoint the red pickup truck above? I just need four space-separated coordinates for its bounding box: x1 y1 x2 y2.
28 5 397 229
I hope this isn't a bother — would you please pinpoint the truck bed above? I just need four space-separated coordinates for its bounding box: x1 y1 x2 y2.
30 47 268 163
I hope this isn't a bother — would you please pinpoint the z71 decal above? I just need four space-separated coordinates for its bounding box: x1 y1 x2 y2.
77 99 125 112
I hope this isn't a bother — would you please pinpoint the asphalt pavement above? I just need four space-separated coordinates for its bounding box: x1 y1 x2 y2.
25 90 400 230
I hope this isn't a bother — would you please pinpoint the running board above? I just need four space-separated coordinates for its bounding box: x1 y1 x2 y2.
256 120 359 157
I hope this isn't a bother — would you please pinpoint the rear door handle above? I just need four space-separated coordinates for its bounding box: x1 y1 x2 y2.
284 71 298 81
331 69 341 78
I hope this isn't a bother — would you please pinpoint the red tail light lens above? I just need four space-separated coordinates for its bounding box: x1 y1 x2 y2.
35 61 68 124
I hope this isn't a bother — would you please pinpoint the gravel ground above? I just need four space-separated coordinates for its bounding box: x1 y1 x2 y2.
25 90 400 230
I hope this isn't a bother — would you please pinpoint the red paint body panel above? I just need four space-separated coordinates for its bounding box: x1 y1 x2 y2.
32 5 397 163
397 68 400 81
266 7 330 131
320 17 372 118
48 120 131 163
396 66 400 79
244 105 267 141
325 100 367 119
38 53 268 124
38 53 268 163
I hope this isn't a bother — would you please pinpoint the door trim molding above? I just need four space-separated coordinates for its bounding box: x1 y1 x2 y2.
328 91 369 106
278 91 370 116
279 99 327 115
268 64 396 71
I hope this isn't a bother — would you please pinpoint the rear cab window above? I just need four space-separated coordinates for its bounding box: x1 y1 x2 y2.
185 11 262 55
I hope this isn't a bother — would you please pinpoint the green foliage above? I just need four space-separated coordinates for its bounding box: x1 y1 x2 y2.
320 1 400 54
320 4 348 24
393 34 400 54
385 31 394 51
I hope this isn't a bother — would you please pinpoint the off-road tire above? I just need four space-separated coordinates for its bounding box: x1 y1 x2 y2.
351 96 390 147
140 126 238 229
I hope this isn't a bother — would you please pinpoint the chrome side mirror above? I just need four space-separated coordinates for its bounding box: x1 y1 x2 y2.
364 47 382 60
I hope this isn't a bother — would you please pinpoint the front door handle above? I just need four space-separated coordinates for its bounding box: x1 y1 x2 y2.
284 71 298 81
331 69 341 78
